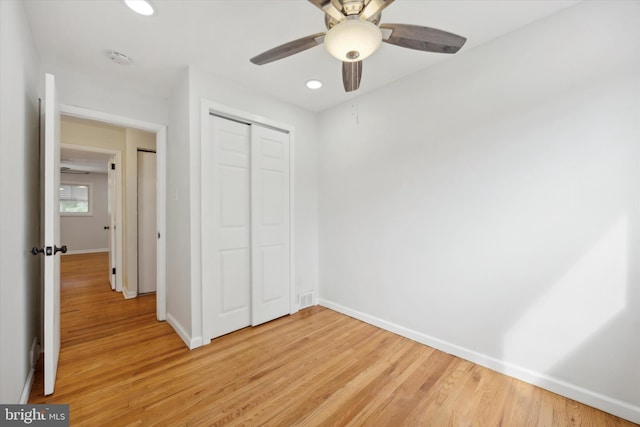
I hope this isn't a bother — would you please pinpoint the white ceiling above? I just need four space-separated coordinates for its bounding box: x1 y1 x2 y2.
23 0 581 112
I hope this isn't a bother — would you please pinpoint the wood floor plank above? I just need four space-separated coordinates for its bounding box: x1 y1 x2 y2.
28 253 639 426
470 370 513 427
343 345 435 426
217 325 380 426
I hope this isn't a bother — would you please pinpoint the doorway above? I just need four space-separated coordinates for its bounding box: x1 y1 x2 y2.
60 106 167 321
60 144 123 292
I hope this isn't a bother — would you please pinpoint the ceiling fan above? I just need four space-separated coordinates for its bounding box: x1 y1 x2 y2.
250 0 467 92
60 166 89 175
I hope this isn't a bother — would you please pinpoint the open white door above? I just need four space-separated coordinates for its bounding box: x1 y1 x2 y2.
107 156 116 289
43 73 62 395
250 125 290 326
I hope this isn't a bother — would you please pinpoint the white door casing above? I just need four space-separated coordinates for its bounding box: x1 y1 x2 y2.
43 73 62 396
108 156 116 289
137 151 157 294
250 125 291 326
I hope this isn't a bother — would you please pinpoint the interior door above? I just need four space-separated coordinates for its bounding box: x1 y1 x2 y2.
250 125 290 326
207 116 252 339
107 156 116 289
137 150 157 294
43 73 62 396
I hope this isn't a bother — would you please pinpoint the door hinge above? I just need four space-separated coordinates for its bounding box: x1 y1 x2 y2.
112 267 116 275
111 163 116 170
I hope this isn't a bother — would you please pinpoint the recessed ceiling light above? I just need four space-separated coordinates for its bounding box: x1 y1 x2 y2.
124 0 155 16
306 80 322 90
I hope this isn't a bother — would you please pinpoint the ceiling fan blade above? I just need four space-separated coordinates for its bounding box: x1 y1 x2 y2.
308 0 346 23
250 33 326 65
380 24 466 54
360 0 395 21
342 61 362 92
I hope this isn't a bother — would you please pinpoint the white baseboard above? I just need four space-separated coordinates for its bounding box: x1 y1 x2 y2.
63 248 108 255
166 313 203 350
19 338 40 404
122 288 137 299
19 370 35 404
320 298 640 425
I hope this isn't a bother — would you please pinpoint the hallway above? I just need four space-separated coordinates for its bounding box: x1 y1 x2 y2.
28 252 177 422
53 253 158 347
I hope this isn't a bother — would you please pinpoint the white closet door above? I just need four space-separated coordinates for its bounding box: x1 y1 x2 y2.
137 151 157 294
208 116 252 338
251 125 290 326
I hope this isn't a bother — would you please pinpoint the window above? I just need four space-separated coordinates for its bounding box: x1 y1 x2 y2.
60 183 93 216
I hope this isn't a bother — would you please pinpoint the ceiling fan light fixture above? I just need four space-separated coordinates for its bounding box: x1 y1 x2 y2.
324 18 382 62
123 0 155 16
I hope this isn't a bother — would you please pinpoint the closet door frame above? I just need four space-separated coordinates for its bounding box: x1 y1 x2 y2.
200 100 296 346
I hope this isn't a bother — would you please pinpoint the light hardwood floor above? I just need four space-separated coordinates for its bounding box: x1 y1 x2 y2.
29 253 637 426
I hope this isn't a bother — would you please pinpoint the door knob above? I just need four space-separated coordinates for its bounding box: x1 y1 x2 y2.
104 226 110 230
31 247 45 256
32 245 67 255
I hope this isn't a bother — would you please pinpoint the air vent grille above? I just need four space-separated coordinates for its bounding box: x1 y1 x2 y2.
299 292 314 309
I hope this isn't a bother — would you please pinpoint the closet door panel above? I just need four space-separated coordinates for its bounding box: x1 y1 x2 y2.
220 165 249 227
251 125 291 326
260 245 284 301
138 151 158 294
260 170 284 226
206 116 252 339
220 249 251 311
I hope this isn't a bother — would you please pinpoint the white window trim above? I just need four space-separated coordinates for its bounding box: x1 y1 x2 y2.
60 182 94 216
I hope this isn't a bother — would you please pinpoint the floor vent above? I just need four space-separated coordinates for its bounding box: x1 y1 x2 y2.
299 292 314 309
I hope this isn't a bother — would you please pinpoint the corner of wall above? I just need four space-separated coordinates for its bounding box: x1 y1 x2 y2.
165 67 193 342
122 287 137 299
166 312 202 350
19 338 40 404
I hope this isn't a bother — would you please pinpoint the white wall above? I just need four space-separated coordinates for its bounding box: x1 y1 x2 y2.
318 1 640 422
166 68 193 344
43 64 168 126
0 0 42 403
60 173 109 253
164 67 320 347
